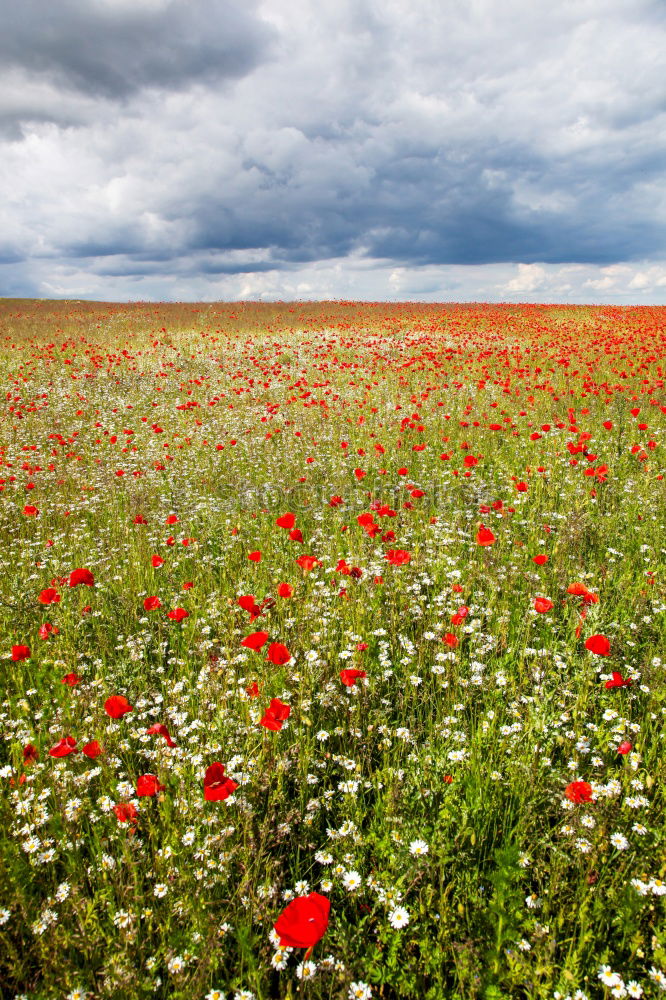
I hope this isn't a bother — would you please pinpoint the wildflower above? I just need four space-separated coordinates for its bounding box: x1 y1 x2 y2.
409 839 429 856
203 763 238 801
388 906 409 929
273 893 330 948
349 983 373 1000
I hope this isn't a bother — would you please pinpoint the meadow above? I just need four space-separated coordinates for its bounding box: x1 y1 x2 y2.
0 299 664 1000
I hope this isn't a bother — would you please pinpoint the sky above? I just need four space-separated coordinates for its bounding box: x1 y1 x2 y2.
0 0 665 304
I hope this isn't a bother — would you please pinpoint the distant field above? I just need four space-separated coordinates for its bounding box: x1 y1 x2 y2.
0 299 664 1000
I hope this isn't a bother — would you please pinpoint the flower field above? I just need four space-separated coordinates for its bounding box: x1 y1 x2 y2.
0 299 665 1000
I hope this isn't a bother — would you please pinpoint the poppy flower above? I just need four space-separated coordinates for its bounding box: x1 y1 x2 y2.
38 623 58 640
533 555 548 565
104 695 133 719
182 581 193 590
605 671 632 689
49 736 77 757
241 631 269 651
248 550 262 562
146 723 177 747
534 597 554 613
143 596 161 611
167 608 189 622
23 504 39 516
136 774 165 797
12 644 31 661
296 554 319 572
69 568 94 587
238 594 259 613
276 513 295 529
340 668 366 687
151 554 164 568
442 632 459 648
260 698 291 731
203 762 239 801
246 681 260 697
62 672 81 686
564 780 593 804
617 741 632 755
114 802 138 824
267 642 291 665
289 528 304 543
476 525 495 546
23 743 38 765
274 893 330 948
277 583 293 598
82 740 103 759
385 549 411 566
585 634 611 656
134 514 148 524
165 514 179 525
38 587 61 605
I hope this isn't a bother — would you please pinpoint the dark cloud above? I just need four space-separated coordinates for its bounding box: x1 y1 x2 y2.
0 0 273 99
0 0 664 301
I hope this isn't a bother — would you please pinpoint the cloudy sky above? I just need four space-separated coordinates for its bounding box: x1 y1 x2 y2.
1 0 665 303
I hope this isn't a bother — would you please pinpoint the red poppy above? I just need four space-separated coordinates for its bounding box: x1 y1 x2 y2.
82 740 103 759
165 514 179 525
442 632 459 648
136 774 165 797
476 525 495 546
104 695 133 719
182 581 193 590
23 743 38 765
146 723 177 747
340 668 366 686
289 528 304 543
151 554 164 568
246 681 260 697
267 642 291 665
605 671 632 689
534 597 554 613
276 513 296 529
617 741 632 755
23 504 39 516
38 587 61 605
277 583 294 598
385 549 411 566
203 762 239 801
565 781 593 804
167 608 189 622
69 568 94 587
248 550 262 562
38 623 58 640
238 595 261 617
241 630 269 651
143 596 161 611
49 736 78 757
533 555 548 565
62 672 81 686
260 698 291 730
274 893 330 948
11 644 31 661
134 514 148 524
585 634 611 656
296 554 319 572
113 802 138 824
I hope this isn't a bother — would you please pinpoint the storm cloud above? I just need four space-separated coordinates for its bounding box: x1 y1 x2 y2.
0 0 665 302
